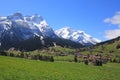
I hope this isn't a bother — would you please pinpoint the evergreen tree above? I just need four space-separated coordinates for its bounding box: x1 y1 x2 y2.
74 56 78 62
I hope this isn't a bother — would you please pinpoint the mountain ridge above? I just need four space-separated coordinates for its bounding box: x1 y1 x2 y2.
0 13 101 50
55 27 101 46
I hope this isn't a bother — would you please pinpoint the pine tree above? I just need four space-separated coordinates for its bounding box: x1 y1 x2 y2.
74 56 78 62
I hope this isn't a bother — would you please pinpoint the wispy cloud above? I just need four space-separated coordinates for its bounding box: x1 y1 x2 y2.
104 11 120 39
104 11 120 27
105 29 120 39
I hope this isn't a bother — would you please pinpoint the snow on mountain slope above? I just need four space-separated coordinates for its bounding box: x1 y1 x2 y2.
55 27 101 46
24 14 56 38
35 20 57 38
0 13 101 48
0 13 56 42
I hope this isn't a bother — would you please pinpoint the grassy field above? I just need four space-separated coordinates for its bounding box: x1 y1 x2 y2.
0 56 120 80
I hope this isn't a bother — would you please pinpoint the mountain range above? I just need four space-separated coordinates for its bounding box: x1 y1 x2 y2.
0 13 101 50
55 27 101 46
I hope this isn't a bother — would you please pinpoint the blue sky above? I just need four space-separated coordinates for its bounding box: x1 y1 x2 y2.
0 0 120 41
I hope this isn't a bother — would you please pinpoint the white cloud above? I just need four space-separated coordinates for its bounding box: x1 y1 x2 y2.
104 11 120 27
105 29 120 39
104 11 120 39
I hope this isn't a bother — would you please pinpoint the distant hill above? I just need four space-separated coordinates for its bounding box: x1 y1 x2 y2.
81 36 120 56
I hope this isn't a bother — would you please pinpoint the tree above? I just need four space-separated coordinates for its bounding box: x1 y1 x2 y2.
84 59 88 65
74 56 78 62
116 44 120 49
50 56 54 62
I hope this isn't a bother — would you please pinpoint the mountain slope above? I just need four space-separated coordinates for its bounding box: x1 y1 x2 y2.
0 13 84 50
0 13 56 39
0 13 101 50
80 36 120 56
0 13 57 49
55 27 101 46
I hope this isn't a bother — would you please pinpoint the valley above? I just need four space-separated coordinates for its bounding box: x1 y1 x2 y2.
0 13 120 80
0 56 120 80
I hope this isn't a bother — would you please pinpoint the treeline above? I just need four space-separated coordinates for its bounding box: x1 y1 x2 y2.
0 51 54 62
0 36 84 51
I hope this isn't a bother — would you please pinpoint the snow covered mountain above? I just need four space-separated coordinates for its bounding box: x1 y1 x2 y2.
0 13 58 50
0 13 101 50
55 27 101 46
0 13 57 42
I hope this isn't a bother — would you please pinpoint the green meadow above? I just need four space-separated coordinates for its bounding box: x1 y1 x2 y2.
0 56 120 80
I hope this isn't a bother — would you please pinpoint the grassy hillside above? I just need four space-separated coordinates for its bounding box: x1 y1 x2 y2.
80 37 120 57
0 56 120 80
97 37 120 53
